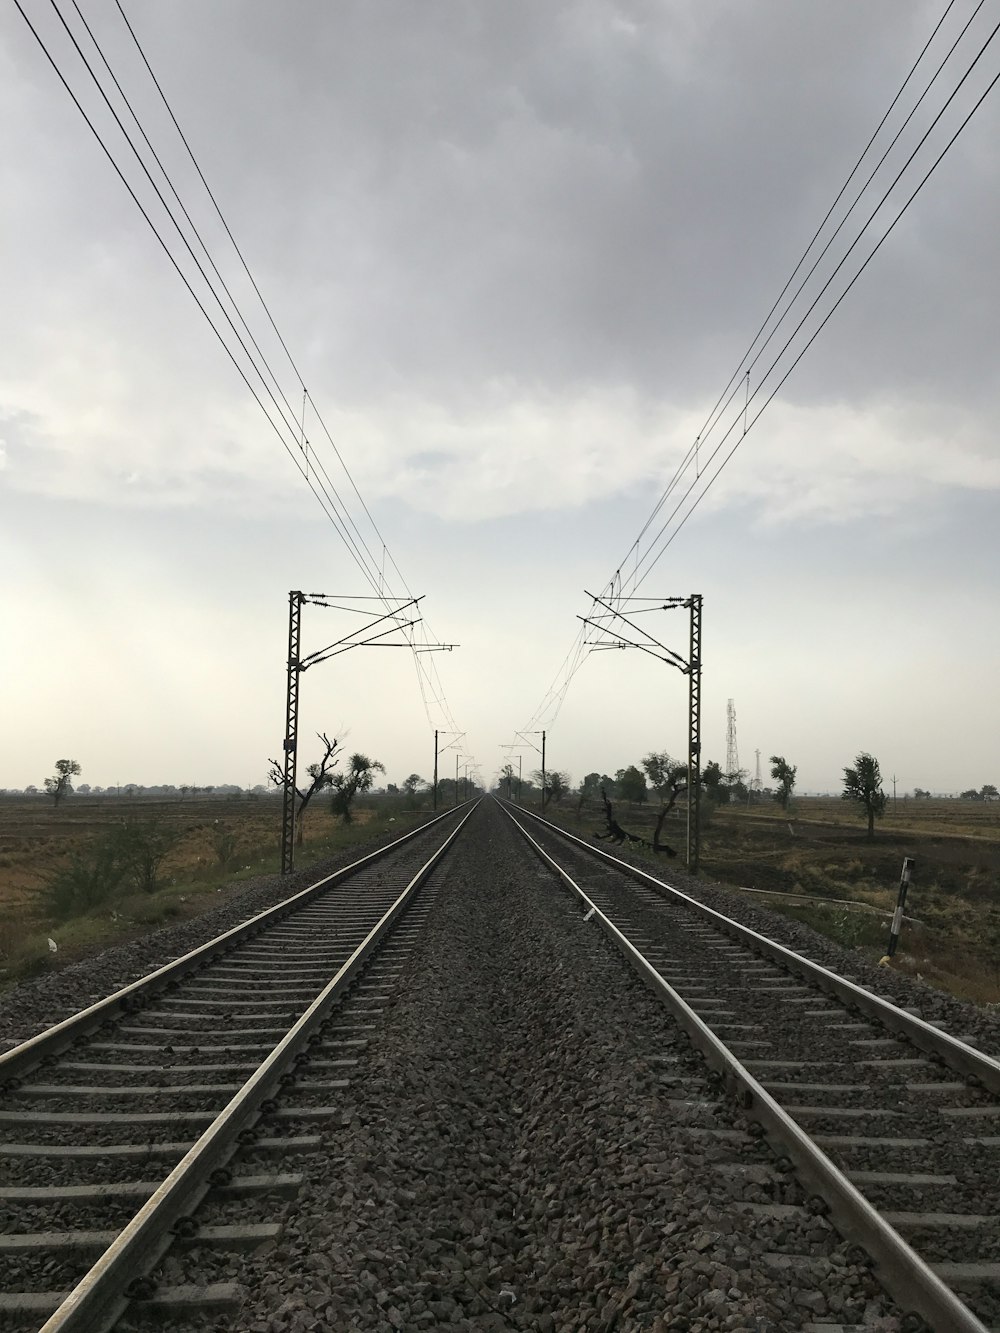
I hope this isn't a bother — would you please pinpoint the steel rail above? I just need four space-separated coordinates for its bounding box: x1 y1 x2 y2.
35 801 478 1333
503 801 1000 1096
501 802 990 1333
0 803 468 1084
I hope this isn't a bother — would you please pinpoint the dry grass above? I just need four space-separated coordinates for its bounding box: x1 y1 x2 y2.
0 794 397 988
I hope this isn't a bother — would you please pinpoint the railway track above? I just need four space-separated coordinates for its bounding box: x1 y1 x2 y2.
0 804 474 1332
501 799 1000 1333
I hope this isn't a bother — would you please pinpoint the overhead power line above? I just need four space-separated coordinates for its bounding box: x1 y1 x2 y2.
15 0 462 736
520 0 1000 734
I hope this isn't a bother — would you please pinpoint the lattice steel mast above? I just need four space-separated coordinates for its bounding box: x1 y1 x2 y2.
725 698 740 782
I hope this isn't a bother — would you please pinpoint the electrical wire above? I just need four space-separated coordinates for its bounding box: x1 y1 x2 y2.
16 0 463 735
112 0 434 636
519 0 999 734
615 0 965 581
629 6 1000 591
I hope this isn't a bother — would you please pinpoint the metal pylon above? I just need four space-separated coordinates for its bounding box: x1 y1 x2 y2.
280 591 304 876
687 594 702 875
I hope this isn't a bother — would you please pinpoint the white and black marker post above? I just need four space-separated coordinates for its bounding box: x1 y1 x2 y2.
885 856 915 958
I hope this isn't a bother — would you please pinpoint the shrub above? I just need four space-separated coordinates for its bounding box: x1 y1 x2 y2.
211 825 240 870
41 816 180 919
116 817 178 894
43 840 125 919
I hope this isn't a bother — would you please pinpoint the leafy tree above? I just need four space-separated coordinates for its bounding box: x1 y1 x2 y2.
268 732 341 844
402 773 425 808
769 755 797 811
44 815 179 916
702 760 730 804
499 764 516 798
331 753 386 823
641 752 687 850
578 772 603 802
616 765 648 805
842 752 887 837
913 787 931 799
530 769 570 806
44 759 81 807
981 784 999 801
961 788 981 801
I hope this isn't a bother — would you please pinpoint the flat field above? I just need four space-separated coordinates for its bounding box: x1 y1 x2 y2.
551 795 1000 1007
0 793 406 987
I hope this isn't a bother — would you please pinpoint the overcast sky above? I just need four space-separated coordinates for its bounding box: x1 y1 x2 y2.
2 0 998 796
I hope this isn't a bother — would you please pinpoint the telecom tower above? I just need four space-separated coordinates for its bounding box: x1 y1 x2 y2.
750 749 763 793
725 699 739 780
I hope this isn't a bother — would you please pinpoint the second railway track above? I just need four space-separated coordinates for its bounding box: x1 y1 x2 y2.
502 799 1000 1333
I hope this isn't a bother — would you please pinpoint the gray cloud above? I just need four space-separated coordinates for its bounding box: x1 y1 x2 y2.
3 1 999 791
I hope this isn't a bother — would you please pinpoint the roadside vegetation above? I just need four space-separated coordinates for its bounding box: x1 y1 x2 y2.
0 769 439 990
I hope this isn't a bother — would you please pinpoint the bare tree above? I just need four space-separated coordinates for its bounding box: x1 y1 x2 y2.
595 785 676 857
268 732 341 844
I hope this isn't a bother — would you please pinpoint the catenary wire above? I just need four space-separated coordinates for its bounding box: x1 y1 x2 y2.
614 0 963 581
520 0 998 733
9 0 386 600
112 0 462 731
627 8 1000 593
63 0 398 606
113 1 430 635
20 0 462 734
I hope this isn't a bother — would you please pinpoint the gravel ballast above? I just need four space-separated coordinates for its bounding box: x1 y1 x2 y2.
10 798 992 1329
0 814 452 1053
146 799 905 1332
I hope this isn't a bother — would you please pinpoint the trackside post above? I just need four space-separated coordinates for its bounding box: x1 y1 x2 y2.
881 856 915 963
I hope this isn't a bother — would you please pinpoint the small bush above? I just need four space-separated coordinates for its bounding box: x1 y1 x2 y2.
41 816 179 919
43 841 125 919
211 826 240 870
116 817 178 894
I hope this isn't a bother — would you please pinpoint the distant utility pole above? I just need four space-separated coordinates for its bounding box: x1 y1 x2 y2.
278 590 456 874
579 592 702 872
433 731 464 810
892 774 898 816
516 730 546 809
501 742 527 803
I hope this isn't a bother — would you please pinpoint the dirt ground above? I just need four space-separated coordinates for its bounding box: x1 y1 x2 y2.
0 795 276 904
